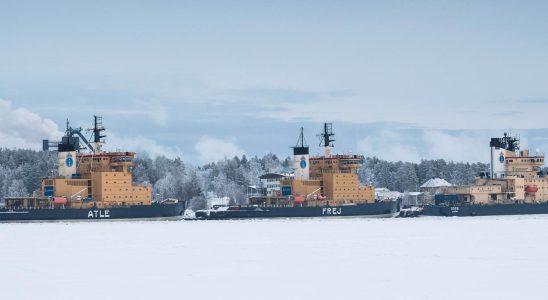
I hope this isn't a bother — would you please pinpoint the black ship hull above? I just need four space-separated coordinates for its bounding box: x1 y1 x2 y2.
409 203 548 217
0 202 185 221
195 201 400 220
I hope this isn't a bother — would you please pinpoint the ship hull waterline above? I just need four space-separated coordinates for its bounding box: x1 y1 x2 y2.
407 203 548 217
0 202 185 222
196 201 400 220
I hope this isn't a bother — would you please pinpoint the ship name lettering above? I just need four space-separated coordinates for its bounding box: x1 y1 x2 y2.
322 207 342 215
87 210 111 218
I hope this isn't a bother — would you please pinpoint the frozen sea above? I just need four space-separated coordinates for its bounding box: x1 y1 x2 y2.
1 216 548 300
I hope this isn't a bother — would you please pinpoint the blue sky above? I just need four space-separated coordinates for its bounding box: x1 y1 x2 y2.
2 1 548 163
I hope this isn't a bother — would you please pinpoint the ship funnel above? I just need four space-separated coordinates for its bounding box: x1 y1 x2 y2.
489 133 519 178
292 127 310 180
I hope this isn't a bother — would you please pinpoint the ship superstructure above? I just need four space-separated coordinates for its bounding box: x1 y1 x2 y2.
39 116 152 209
196 124 397 219
436 133 546 205
413 133 548 217
1 116 183 221
247 124 375 207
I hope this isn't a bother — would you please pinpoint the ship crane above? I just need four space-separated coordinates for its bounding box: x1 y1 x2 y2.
66 122 95 152
306 187 325 200
70 187 88 201
43 116 106 154
42 120 94 152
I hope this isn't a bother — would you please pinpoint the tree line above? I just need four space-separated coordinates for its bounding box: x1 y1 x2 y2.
359 157 489 193
132 153 291 210
0 149 56 200
1 148 495 208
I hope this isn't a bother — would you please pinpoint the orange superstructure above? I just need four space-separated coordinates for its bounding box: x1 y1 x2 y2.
41 117 152 209
438 133 548 205
249 123 375 206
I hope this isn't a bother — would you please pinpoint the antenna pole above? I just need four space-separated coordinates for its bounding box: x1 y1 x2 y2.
324 123 328 147
301 127 304 147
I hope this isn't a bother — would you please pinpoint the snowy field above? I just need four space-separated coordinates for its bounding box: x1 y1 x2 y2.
1 216 548 300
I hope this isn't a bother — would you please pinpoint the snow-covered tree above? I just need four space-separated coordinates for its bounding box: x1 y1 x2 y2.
7 179 28 197
154 173 178 201
212 172 228 198
182 169 202 202
263 153 283 173
0 148 488 207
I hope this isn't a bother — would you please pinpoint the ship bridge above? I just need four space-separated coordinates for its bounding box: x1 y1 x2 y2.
77 152 136 173
501 149 545 178
310 154 364 176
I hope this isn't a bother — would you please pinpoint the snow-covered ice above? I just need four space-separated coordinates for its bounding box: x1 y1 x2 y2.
1 216 548 300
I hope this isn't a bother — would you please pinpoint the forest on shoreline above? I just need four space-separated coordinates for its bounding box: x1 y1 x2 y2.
0 148 490 209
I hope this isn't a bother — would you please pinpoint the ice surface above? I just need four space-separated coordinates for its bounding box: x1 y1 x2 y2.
1 216 548 300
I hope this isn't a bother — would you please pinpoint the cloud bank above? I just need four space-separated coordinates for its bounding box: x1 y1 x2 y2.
0 99 63 149
357 129 494 163
194 136 245 163
107 133 183 159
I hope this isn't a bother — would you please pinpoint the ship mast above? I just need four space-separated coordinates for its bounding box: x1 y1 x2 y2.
295 127 307 149
318 123 335 157
91 115 106 153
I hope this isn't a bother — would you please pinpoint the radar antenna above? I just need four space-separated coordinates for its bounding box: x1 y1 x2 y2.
87 115 106 153
93 116 106 143
490 132 520 152
318 123 335 147
317 123 335 156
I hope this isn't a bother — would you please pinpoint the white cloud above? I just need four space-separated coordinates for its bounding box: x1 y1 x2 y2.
357 129 493 163
0 99 63 149
106 133 183 159
422 130 490 163
194 135 245 163
357 130 422 163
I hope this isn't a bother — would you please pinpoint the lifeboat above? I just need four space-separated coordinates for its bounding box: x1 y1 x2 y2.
294 196 305 203
53 197 68 205
525 185 538 193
